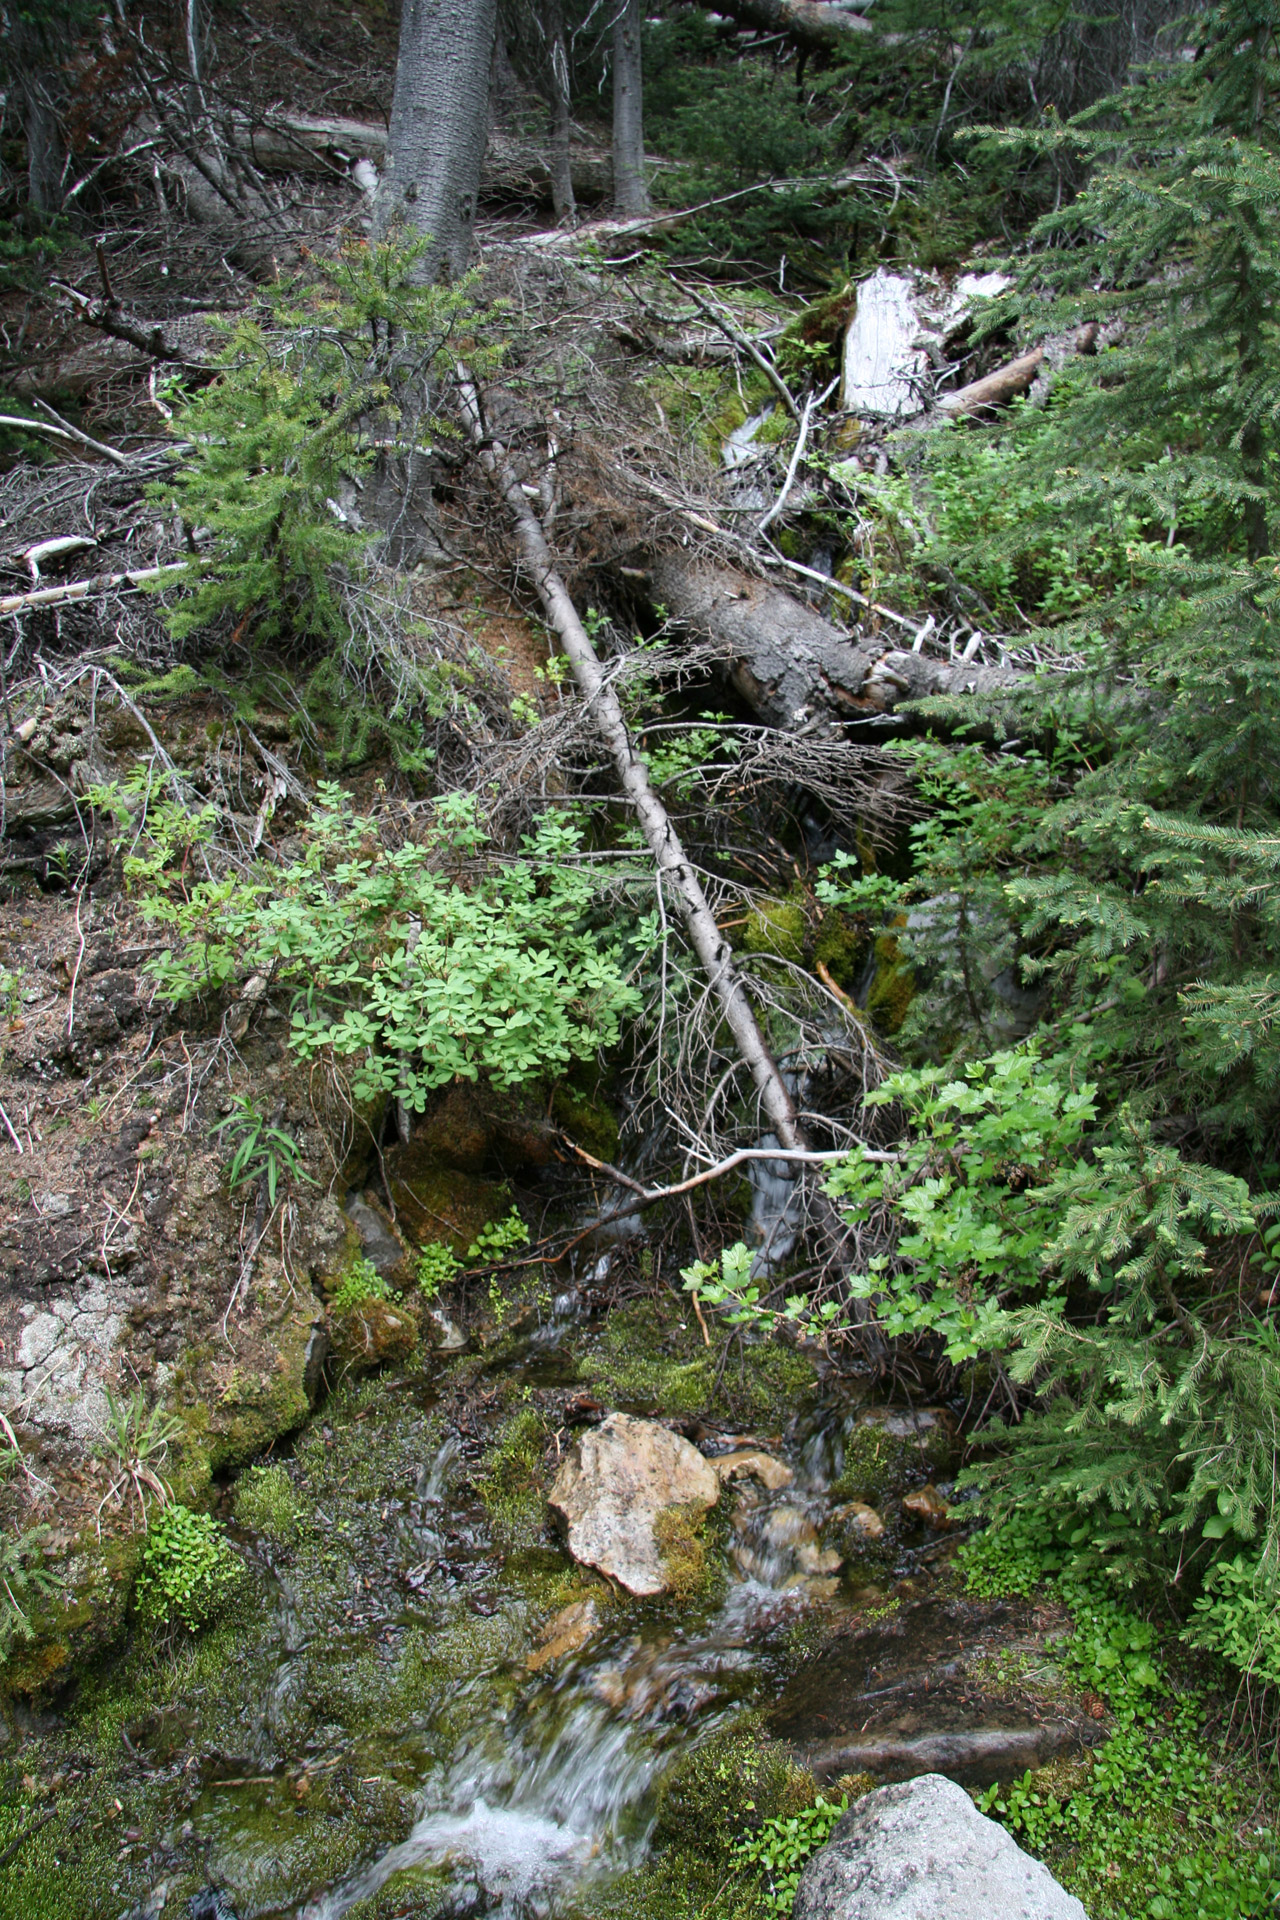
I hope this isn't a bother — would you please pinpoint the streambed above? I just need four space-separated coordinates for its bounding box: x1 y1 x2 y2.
1 1295 1058 1920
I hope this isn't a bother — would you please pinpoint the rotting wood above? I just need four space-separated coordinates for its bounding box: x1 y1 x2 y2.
0 562 188 618
458 373 808 1156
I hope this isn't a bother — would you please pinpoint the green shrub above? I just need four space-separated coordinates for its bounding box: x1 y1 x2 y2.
140 788 644 1113
150 240 483 643
331 1258 392 1314
134 1505 243 1633
1185 1552 1280 1693
0 1525 60 1657
416 1242 461 1299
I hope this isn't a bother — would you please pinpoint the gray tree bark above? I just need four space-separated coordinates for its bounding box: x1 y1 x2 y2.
375 0 499 282
8 12 65 213
611 0 649 216
648 556 1020 728
546 0 577 225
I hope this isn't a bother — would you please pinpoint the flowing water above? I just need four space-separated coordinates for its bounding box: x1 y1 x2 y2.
14 1293 953 1920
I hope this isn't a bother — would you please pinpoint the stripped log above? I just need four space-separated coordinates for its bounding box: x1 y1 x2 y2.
936 345 1046 417
458 375 808 1156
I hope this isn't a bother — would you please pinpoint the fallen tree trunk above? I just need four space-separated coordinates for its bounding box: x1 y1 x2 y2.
703 0 871 49
935 345 1045 417
648 555 1021 728
458 377 808 1156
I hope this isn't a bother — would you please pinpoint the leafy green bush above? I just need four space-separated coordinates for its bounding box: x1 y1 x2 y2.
330 1258 392 1314
1185 1553 1280 1694
142 788 644 1112
134 1505 243 1633
969 1527 1280 1920
466 1208 530 1265
416 1242 461 1299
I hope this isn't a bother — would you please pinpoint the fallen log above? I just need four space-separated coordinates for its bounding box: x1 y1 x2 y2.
648 555 1021 728
458 375 808 1156
935 345 1046 417
702 0 872 50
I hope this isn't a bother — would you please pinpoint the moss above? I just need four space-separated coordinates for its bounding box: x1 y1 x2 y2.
578 1300 817 1425
388 1156 510 1257
575 1851 773 1920
813 910 866 994
741 896 807 966
827 1409 953 1507
865 931 914 1034
233 1460 306 1541
654 1720 817 1862
475 1404 551 1548
551 1077 620 1162
654 1502 719 1605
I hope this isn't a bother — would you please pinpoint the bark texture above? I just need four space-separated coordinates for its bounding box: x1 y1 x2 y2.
544 0 577 224
612 0 649 215
649 556 1019 728
376 0 499 281
9 12 65 212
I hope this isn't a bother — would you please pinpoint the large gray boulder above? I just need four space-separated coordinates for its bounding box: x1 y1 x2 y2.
793 1773 1087 1920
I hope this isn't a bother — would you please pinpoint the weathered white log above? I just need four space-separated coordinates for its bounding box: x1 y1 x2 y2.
704 0 872 49
0 563 187 618
458 376 807 1155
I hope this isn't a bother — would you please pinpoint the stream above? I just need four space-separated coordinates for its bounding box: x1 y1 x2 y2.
13 1293 968 1920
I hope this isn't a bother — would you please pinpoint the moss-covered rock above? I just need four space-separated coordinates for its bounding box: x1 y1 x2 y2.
742 895 808 966
329 1296 419 1375
654 1720 817 1861
577 1298 818 1426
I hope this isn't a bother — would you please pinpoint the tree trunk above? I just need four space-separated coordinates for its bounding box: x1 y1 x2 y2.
612 0 649 216
546 0 577 225
647 555 1021 728
375 0 499 282
9 14 65 213
696 0 870 52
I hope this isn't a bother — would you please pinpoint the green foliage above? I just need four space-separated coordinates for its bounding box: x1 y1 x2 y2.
1185 1551 1280 1693
732 1796 848 1915
415 1241 461 1299
98 1387 184 1526
465 1207 530 1265
330 1257 392 1314
150 241 483 643
968 1529 1280 1919
0 1526 60 1657
141 786 645 1112
209 1095 313 1206
133 1504 242 1633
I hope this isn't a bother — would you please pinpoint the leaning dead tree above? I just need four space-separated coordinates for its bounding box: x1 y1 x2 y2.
458 374 810 1159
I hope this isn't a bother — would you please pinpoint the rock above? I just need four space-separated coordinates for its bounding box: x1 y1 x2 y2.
344 1195 412 1280
548 1411 720 1596
901 1485 950 1529
771 1595 1100 1788
792 1772 1087 1920
840 268 1012 420
797 1543 843 1576
330 1297 419 1373
762 1505 819 1552
710 1447 794 1491
832 1501 885 1541
527 1597 602 1672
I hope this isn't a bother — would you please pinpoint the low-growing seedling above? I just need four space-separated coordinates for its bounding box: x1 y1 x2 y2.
0 1526 61 1655
416 1241 461 1299
330 1257 393 1313
733 1795 848 1913
466 1208 530 1264
134 1504 243 1633
96 1387 184 1532
210 1095 314 1206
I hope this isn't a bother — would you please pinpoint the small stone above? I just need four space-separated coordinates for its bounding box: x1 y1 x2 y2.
527 1597 601 1672
902 1483 950 1529
709 1448 794 1492
797 1542 843 1576
761 1505 819 1552
329 1297 419 1372
549 1412 720 1596
832 1500 885 1540
38 1191 72 1217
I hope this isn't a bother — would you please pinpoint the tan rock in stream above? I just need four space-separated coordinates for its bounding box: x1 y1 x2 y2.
832 1500 886 1541
548 1412 720 1596
710 1448 794 1492
527 1598 601 1672
902 1483 951 1529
